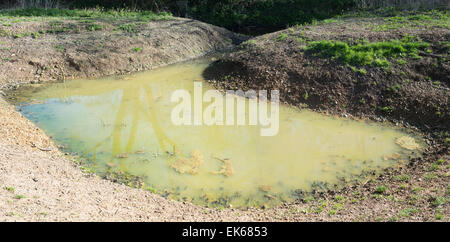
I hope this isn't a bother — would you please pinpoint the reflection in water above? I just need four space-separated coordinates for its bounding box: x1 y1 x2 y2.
13 58 425 208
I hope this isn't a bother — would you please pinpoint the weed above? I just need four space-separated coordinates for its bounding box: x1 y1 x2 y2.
241 39 256 48
31 32 41 38
145 187 156 193
371 194 383 199
435 158 445 165
13 32 30 38
303 196 314 203
350 66 367 75
80 166 94 173
0 29 11 37
379 106 392 113
303 91 308 100
424 173 437 180
390 84 402 92
132 47 142 52
334 195 345 203
412 186 424 193
4 186 14 192
399 208 419 217
429 196 446 207
0 8 172 22
119 23 137 33
373 11 450 31
322 18 340 24
394 174 409 181
375 186 387 194
389 216 398 222
14 195 25 199
396 59 407 65
55 45 64 52
428 163 439 171
88 23 103 31
332 203 344 210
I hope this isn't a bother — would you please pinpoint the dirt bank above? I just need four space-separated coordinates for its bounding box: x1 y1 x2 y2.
0 17 245 91
204 17 449 134
203 12 449 221
0 13 448 221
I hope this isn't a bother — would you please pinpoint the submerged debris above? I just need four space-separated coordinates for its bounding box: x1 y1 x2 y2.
259 185 272 192
383 153 401 161
170 149 204 175
106 162 117 168
116 153 129 159
211 157 235 177
396 136 420 150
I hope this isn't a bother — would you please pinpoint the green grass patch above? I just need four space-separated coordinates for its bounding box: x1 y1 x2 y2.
88 23 103 31
394 174 409 181
119 23 138 33
306 36 429 68
374 185 387 194
240 39 256 48
399 208 419 217
14 195 26 199
424 173 437 180
373 10 450 31
350 66 367 75
276 33 288 41
55 45 64 52
4 186 14 192
429 196 446 207
379 106 392 113
132 47 142 52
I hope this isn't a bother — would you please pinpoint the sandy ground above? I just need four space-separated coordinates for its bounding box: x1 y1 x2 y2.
0 15 448 221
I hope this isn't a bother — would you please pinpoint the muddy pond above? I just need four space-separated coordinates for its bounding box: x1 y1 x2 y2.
7 58 425 208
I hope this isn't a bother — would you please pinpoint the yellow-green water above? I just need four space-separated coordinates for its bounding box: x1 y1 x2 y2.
12 58 424 208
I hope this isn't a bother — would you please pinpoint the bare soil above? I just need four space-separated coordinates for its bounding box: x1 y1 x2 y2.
0 16 448 221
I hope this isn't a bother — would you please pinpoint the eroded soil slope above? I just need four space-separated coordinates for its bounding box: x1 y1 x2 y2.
205 14 449 134
0 17 241 91
204 12 449 221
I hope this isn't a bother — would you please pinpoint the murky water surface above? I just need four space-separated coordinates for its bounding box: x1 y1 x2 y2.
9 58 424 208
